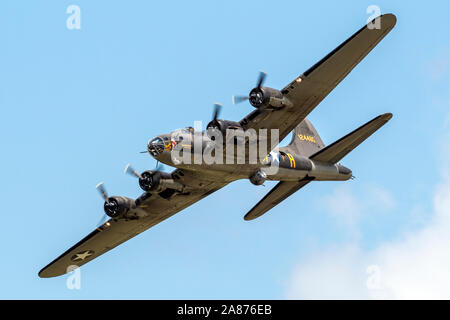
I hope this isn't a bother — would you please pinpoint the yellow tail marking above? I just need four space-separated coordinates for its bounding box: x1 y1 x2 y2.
298 134 316 143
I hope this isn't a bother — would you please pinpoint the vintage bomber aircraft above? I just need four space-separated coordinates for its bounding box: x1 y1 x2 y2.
39 14 396 277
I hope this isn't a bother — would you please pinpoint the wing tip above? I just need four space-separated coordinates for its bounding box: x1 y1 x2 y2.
381 13 397 26
38 268 52 278
243 213 255 221
381 112 393 121
366 13 397 34
38 266 58 278
38 267 69 278
38 260 74 278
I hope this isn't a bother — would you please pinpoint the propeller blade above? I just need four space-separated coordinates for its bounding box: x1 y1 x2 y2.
256 71 266 88
139 150 148 154
212 103 222 121
124 163 142 179
232 95 249 105
96 182 109 202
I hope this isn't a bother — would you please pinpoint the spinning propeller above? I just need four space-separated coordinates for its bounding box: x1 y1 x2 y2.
212 102 222 121
124 164 142 179
95 182 113 227
232 71 266 105
207 103 223 129
124 162 163 179
124 162 163 192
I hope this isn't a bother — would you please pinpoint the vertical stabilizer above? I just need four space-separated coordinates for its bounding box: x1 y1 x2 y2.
281 118 325 157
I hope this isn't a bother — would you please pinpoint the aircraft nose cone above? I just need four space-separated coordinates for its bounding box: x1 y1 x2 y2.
147 137 165 157
249 88 264 107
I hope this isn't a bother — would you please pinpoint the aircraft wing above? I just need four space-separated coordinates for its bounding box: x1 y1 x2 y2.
310 113 392 164
240 14 396 143
244 178 313 221
39 216 152 278
244 113 393 221
39 170 228 278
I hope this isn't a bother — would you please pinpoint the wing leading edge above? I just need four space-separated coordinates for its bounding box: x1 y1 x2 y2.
244 113 393 221
242 15 396 220
244 178 313 221
39 170 228 278
240 14 397 144
310 113 393 164
38 218 148 278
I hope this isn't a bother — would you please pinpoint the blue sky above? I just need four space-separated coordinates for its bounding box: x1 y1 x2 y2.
0 1 449 299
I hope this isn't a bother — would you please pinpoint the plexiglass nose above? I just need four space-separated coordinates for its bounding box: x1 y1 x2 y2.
147 137 165 156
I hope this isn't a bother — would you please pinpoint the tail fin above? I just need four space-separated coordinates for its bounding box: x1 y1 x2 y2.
281 118 325 157
310 113 392 164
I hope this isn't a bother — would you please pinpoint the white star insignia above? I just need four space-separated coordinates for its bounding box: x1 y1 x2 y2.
72 250 93 261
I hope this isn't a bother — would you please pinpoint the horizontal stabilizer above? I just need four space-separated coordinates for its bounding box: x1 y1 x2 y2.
310 113 392 164
244 178 313 221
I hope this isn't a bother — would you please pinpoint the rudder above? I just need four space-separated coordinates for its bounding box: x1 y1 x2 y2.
281 118 325 157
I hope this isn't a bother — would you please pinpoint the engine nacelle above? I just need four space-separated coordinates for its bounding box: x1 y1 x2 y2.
206 119 243 140
249 86 292 109
249 170 267 186
104 196 135 218
138 170 184 193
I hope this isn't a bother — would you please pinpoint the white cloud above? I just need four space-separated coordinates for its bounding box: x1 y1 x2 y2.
368 186 395 210
287 116 450 299
319 184 395 240
427 47 450 81
286 245 370 299
286 48 450 300
321 185 362 237
286 167 450 299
